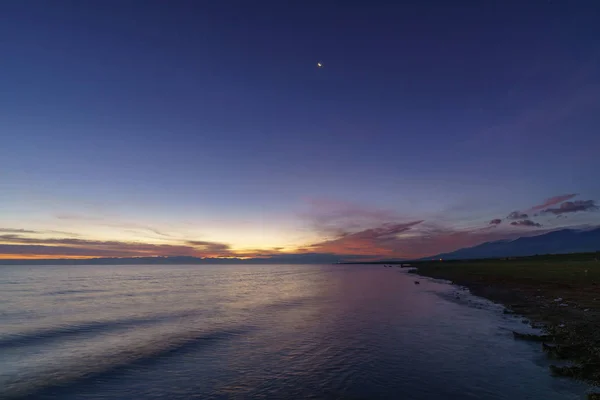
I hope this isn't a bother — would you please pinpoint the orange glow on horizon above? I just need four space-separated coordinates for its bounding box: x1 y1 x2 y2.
0 253 293 260
0 254 99 260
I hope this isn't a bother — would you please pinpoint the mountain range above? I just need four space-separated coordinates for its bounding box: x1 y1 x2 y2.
424 227 600 260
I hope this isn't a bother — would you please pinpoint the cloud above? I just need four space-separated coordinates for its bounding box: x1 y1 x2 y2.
306 221 424 257
56 213 171 237
301 220 530 259
0 221 545 261
307 219 542 260
0 235 118 246
0 234 338 261
55 213 102 221
542 200 598 215
0 244 129 257
507 211 528 220
185 240 231 252
0 234 235 258
107 224 172 238
295 198 578 259
0 228 39 234
510 219 542 228
107 223 171 237
6 195 596 261
530 194 578 211
146 228 170 237
301 198 399 235
0 228 79 236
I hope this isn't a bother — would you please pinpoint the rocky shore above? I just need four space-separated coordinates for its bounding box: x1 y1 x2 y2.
412 256 600 394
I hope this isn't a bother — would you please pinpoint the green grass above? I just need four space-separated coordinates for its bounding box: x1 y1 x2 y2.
414 258 600 310
415 259 600 284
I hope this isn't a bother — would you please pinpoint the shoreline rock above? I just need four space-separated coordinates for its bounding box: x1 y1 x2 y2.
412 259 600 387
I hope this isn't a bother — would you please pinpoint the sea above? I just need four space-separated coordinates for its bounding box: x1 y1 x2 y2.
0 264 591 399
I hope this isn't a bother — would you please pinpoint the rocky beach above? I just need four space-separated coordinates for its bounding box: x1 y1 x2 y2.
413 254 600 394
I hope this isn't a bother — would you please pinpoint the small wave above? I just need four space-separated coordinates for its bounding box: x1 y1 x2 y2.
1 326 252 400
0 311 203 350
432 289 504 313
258 296 314 313
42 289 107 296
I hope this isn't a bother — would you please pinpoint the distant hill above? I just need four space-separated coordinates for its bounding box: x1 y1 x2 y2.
424 227 600 260
0 253 348 266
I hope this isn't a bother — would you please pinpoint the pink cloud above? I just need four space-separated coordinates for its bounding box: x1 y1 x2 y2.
301 198 402 235
299 198 556 259
0 234 236 258
530 194 578 211
302 220 529 259
542 200 598 215
6 195 596 261
306 221 424 256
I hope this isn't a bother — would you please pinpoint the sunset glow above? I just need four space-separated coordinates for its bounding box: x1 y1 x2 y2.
1 2 599 262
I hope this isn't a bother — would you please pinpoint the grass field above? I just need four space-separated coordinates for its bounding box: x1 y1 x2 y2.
414 257 600 310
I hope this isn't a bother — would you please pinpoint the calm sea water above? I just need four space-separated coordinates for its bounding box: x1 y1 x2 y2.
0 264 590 399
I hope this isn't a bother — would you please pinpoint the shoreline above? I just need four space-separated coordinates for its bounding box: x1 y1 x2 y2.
410 258 600 393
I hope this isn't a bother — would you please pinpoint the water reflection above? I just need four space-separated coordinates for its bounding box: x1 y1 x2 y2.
0 264 590 399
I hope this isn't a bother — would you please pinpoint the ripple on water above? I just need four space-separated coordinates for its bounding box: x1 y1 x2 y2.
0 264 591 400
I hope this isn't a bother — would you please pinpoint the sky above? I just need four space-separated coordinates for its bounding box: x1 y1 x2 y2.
1 1 600 261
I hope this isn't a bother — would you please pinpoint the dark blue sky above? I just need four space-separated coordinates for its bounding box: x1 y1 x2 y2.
2 1 600 259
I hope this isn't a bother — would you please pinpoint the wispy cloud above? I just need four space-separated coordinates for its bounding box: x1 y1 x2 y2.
301 198 400 235
145 227 171 237
298 196 600 259
0 228 39 234
55 213 171 237
306 221 424 257
0 244 126 257
0 234 234 258
55 213 103 221
0 228 79 236
530 194 578 211
111 223 171 238
542 200 598 215
300 219 534 260
296 199 535 259
5 194 598 261
185 240 231 252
